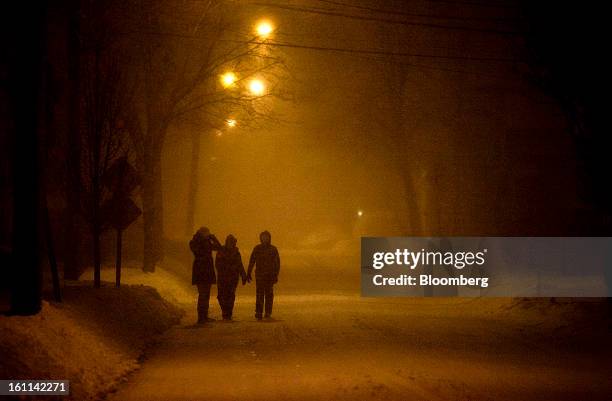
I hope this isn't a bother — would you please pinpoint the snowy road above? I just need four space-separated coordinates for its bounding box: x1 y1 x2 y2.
108 290 610 401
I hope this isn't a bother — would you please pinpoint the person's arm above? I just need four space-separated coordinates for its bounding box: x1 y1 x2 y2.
209 234 222 251
247 247 257 280
273 247 280 283
189 235 199 255
275 249 280 281
215 251 222 273
238 252 247 284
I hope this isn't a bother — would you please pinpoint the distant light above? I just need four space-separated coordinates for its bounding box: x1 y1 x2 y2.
226 119 237 128
248 79 265 96
255 20 274 38
220 72 237 88
357 210 363 217
216 131 223 137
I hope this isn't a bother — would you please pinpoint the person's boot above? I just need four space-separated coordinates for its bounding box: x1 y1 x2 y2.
198 312 215 324
255 314 262 320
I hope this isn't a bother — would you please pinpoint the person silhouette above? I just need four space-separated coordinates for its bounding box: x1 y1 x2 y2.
215 234 247 320
247 231 280 320
190 227 222 324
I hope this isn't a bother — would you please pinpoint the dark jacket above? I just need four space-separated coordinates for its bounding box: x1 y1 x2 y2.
247 244 280 283
190 233 222 285
215 246 246 288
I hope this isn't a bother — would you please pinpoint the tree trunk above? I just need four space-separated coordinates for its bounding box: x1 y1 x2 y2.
43 199 61 302
92 225 101 287
6 1 47 315
185 131 201 237
142 143 164 272
64 190 83 280
115 229 122 287
91 183 101 290
92 46 102 288
63 0 83 281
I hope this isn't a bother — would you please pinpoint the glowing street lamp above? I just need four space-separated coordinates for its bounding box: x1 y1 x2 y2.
226 119 237 128
248 79 266 96
357 210 363 217
255 20 274 38
220 71 237 88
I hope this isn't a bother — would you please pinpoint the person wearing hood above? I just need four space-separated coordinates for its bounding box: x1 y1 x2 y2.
190 226 222 324
215 234 247 320
247 230 280 320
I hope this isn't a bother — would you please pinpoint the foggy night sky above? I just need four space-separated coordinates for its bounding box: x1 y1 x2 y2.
161 1 577 254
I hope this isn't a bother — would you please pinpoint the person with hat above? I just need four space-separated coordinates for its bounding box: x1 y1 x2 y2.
246 230 280 320
190 227 222 323
215 234 247 320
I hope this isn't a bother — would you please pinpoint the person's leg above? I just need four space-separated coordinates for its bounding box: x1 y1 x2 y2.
197 283 211 322
227 289 236 319
264 283 274 317
227 283 237 319
255 283 264 319
217 285 228 319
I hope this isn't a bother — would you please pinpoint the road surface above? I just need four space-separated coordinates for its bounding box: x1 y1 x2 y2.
109 290 610 401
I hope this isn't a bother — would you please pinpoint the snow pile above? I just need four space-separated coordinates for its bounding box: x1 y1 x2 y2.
80 264 197 307
0 284 183 400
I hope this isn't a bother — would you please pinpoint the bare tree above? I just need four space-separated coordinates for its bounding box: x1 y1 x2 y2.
63 0 84 281
3 1 48 315
364 25 426 236
80 50 132 287
125 0 285 271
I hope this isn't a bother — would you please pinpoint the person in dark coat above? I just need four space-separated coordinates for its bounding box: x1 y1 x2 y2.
246 230 280 320
215 234 247 320
190 226 222 323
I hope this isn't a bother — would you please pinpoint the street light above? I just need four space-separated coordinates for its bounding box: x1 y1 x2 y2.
357 210 363 217
226 119 237 128
248 79 265 96
255 20 274 38
220 72 237 88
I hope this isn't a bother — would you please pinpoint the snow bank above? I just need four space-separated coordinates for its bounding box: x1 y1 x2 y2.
0 283 183 400
80 264 197 307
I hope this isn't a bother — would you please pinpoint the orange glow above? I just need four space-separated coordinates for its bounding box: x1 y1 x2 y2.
255 20 274 38
248 79 265 96
220 72 237 88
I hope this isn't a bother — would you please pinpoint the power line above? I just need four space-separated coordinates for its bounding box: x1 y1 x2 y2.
423 0 519 8
240 40 523 63
251 2 525 35
275 30 509 57
404 61 510 76
313 0 522 22
356 54 513 77
126 29 520 64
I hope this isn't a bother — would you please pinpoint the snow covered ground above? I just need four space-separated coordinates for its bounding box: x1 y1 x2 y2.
106 262 610 401
0 282 183 400
2 260 609 401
